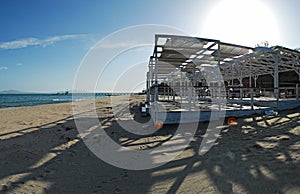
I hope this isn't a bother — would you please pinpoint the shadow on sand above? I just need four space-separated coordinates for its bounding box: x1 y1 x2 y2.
0 104 300 193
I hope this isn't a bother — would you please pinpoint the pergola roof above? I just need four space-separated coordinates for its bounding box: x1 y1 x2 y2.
149 34 300 82
220 46 300 80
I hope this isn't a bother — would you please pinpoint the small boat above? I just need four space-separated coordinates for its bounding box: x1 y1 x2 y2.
56 91 69 95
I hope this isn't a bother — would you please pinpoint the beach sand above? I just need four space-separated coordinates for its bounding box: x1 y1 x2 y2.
0 95 300 193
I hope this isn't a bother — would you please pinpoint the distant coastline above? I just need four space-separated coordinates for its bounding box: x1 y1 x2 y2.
0 93 108 108
0 90 36 94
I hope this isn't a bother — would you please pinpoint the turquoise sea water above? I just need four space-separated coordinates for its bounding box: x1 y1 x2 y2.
0 94 107 108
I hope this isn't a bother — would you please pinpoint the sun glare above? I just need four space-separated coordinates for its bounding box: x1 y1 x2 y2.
201 0 281 47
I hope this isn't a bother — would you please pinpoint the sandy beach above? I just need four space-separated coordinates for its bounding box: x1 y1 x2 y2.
0 95 300 193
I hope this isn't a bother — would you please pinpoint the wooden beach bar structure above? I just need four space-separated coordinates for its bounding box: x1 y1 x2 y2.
146 34 300 124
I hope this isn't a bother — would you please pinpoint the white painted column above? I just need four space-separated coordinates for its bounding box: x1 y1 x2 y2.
239 77 243 110
180 71 183 104
296 84 299 100
273 55 279 108
163 81 166 99
249 63 252 88
188 88 192 111
254 75 258 88
167 81 170 101
250 88 254 110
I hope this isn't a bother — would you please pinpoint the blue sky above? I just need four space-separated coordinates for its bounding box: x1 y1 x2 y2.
0 0 299 92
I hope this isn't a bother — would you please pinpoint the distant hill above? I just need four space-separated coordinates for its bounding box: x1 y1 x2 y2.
0 90 30 94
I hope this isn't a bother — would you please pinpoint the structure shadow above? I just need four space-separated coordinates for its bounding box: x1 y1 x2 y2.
0 107 299 193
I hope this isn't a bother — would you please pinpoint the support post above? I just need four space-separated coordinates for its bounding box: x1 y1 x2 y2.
239 78 243 110
188 88 192 111
296 84 299 100
154 57 158 102
254 75 258 88
185 78 187 98
249 63 252 88
274 55 279 108
193 65 196 109
163 81 166 99
154 47 159 124
172 79 175 103
150 61 155 102
146 71 150 103
217 41 221 111
180 71 183 104
250 88 254 110
167 81 170 101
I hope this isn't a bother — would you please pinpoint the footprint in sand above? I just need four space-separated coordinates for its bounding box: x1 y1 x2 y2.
65 126 73 131
139 145 147 149
1 184 8 191
35 174 45 180
121 173 129 179
44 169 55 175
35 169 55 180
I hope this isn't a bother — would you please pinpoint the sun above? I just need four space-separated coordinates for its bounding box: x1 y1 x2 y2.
200 0 281 47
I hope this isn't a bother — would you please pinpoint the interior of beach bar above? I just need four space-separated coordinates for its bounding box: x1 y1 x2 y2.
146 34 300 124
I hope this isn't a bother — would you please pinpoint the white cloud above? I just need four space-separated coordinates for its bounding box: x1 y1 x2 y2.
0 66 8 71
16 63 23 66
0 34 87 50
95 41 139 49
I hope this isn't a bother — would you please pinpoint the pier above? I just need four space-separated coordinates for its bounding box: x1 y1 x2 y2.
69 92 142 96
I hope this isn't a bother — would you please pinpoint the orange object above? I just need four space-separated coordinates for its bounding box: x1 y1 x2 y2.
227 117 237 125
155 121 164 129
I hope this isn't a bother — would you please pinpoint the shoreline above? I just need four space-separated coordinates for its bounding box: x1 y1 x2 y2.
0 94 144 109
0 94 112 109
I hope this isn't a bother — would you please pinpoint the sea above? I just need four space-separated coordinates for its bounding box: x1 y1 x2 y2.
0 94 108 108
